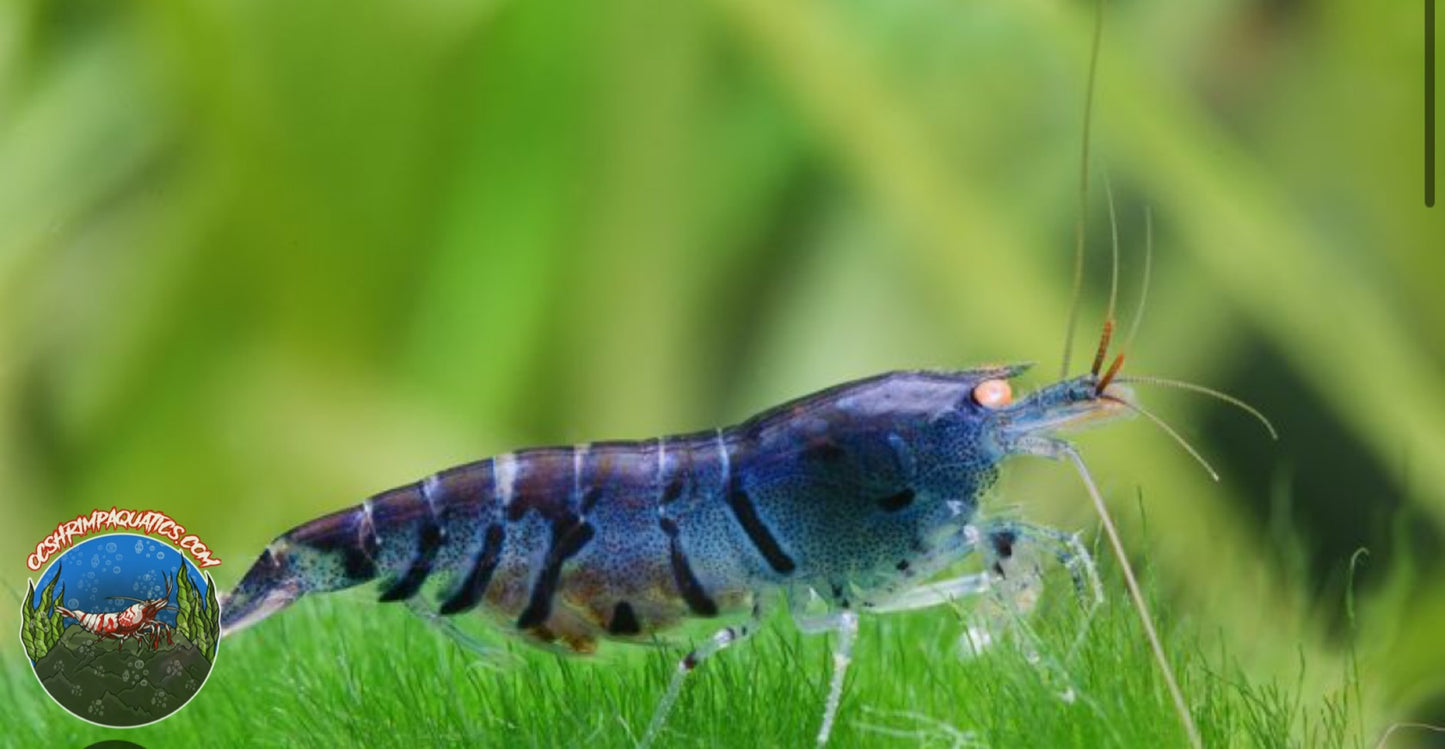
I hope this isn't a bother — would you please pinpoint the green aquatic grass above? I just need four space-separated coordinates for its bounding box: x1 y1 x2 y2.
2 560 1363 748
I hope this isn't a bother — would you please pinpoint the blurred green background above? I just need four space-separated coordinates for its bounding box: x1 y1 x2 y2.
2 0 1441 739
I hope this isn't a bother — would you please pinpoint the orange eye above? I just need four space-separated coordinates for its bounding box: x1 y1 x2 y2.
973 379 1012 409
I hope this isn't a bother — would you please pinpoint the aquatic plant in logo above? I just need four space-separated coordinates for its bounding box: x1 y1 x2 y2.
19 533 220 727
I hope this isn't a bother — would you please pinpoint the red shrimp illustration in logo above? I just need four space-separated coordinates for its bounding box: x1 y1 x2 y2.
54 572 177 652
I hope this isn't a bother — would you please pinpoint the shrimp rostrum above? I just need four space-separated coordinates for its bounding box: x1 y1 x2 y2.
221 354 1216 744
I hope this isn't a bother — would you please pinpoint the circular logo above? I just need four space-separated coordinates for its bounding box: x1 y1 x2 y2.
19 533 219 727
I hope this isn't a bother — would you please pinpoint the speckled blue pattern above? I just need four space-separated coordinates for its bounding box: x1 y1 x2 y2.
222 364 1043 653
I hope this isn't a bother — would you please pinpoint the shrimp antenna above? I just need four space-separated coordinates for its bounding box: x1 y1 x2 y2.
1122 207 1153 355
1058 0 1105 379
1102 393 1221 481
1054 4 1204 746
1114 375 1279 440
1104 174 1121 335
108 596 147 603
1057 444 1203 749
1095 204 1151 396
1088 176 1124 388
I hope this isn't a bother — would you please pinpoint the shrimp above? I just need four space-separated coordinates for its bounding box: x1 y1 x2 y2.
219 335 1271 745
219 1 1276 746
56 572 178 652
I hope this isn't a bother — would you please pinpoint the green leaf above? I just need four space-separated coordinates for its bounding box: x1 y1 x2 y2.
33 567 64 656
49 583 65 636
205 572 221 659
21 581 39 660
176 563 201 644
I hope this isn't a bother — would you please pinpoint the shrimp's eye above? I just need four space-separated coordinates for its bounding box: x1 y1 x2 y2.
973 379 1012 409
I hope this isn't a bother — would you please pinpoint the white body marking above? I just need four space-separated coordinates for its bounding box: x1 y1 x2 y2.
495 452 518 509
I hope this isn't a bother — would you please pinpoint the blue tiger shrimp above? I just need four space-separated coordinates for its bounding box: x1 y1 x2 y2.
218 3 1277 746
220 326 1270 746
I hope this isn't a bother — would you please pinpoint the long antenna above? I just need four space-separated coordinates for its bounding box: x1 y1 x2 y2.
1060 445 1204 749
1103 174 1121 332
1088 177 1123 383
1058 0 1105 379
1115 374 1280 440
1122 207 1154 354
1102 393 1221 481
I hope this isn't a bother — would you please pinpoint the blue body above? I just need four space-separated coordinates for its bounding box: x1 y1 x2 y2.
221 365 1041 653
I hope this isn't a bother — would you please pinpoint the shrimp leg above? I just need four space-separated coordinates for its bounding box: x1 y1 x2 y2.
980 521 1103 612
641 607 765 748
791 607 860 746
976 520 1103 659
869 574 992 614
